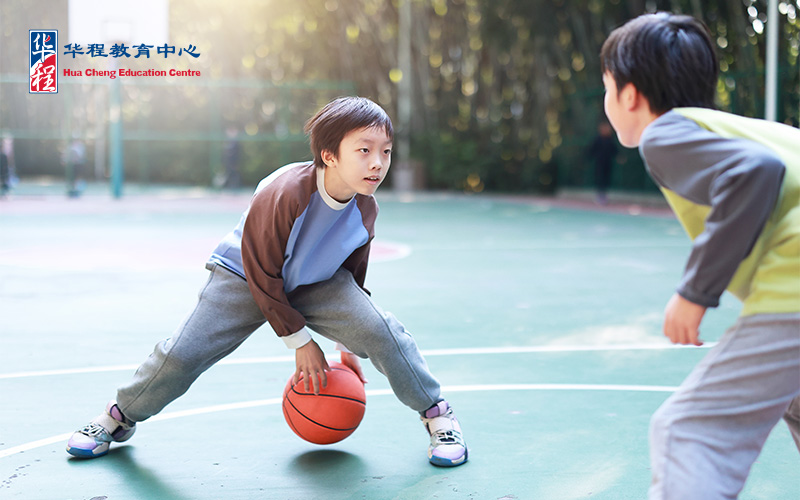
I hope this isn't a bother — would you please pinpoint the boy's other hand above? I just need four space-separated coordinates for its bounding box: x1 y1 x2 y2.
663 293 706 346
294 340 329 395
341 351 368 384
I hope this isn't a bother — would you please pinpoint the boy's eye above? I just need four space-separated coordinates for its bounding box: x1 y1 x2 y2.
359 148 369 153
384 149 392 155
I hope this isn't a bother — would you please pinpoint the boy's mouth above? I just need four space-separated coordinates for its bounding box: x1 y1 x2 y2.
365 175 381 184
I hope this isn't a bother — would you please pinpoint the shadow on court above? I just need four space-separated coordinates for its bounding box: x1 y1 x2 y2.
290 450 369 485
67 447 194 500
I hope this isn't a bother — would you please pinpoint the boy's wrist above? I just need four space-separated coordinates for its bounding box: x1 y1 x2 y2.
676 285 719 309
282 328 313 349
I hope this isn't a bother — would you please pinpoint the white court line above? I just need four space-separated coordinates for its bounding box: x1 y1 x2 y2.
420 343 715 356
0 356 294 380
0 383 676 460
0 365 143 379
410 241 687 251
0 344 714 380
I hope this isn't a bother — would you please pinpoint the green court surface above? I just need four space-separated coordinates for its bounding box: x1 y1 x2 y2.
1 187 797 499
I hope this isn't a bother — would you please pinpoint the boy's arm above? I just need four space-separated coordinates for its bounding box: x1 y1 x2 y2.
640 112 786 308
241 187 312 348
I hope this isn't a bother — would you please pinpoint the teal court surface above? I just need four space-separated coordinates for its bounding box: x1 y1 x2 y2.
1 186 798 500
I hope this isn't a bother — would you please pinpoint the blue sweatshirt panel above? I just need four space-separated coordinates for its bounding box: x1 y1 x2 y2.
281 192 369 293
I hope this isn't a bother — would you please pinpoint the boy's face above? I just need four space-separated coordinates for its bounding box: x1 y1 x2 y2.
322 126 392 203
602 71 640 148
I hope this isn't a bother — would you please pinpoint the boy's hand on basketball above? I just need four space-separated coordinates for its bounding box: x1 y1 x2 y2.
295 340 329 395
663 293 706 346
341 351 368 384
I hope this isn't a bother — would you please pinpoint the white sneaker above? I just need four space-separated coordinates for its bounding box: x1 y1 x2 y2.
66 401 136 458
421 401 468 467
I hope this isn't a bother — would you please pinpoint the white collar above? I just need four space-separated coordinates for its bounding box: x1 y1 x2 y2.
316 167 352 210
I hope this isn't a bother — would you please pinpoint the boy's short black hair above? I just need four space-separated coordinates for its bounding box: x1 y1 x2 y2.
600 13 718 114
304 97 394 168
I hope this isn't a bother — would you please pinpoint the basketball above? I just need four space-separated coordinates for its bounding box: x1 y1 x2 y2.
282 362 366 444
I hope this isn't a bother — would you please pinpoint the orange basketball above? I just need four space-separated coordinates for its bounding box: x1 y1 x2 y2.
282 362 366 444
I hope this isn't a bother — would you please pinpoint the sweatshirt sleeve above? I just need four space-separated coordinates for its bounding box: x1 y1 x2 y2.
639 112 786 307
342 195 379 292
241 185 311 346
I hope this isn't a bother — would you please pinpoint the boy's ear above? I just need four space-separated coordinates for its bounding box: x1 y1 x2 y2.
320 149 336 167
620 82 647 112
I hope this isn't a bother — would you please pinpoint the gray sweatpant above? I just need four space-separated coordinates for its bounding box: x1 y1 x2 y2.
648 313 800 500
117 264 442 422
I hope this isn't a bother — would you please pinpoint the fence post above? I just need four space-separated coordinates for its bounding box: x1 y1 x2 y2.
109 60 124 199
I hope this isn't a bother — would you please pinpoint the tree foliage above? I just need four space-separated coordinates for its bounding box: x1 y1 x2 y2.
1 0 797 190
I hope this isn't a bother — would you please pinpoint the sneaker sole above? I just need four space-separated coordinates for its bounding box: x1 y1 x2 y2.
429 448 468 467
66 444 109 458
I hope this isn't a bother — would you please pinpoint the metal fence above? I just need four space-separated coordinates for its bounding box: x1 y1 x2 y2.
0 75 356 195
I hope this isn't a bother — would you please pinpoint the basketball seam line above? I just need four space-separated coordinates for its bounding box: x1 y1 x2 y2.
283 398 361 432
287 389 366 405
289 367 366 404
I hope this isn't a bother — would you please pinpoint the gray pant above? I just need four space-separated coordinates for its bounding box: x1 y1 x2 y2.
648 313 800 500
117 264 441 422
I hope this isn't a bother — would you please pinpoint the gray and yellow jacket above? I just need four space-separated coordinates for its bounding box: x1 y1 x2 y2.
639 107 799 316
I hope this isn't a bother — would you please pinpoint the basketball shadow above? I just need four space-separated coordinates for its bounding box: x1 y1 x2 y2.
289 449 368 483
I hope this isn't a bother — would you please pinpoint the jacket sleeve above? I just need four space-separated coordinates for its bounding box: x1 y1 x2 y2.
640 112 785 307
241 186 309 341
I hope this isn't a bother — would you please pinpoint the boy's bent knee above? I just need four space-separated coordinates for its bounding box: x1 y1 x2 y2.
346 310 410 354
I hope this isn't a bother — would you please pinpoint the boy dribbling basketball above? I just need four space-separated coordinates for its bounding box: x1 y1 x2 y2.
66 97 468 467
600 13 799 499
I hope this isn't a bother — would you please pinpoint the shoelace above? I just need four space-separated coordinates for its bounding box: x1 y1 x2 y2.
79 422 110 438
431 429 463 445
